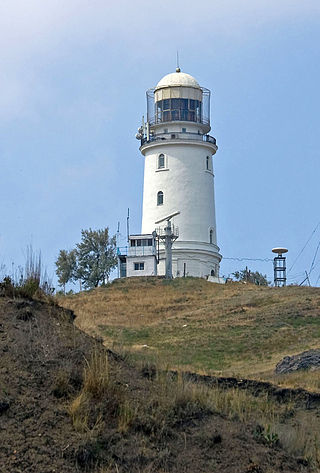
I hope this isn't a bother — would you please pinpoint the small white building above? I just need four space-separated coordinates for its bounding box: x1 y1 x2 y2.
118 234 157 278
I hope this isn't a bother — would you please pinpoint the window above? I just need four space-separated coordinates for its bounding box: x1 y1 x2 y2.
155 98 203 124
157 191 164 205
164 128 168 133
211 269 215 277
206 156 210 170
134 239 153 247
158 154 165 169
182 127 186 133
171 98 180 109
209 229 213 244
134 262 144 271
181 99 188 110
163 99 170 110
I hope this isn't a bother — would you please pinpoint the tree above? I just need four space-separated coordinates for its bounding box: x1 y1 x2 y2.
76 228 117 288
232 267 270 286
55 228 117 291
55 249 77 294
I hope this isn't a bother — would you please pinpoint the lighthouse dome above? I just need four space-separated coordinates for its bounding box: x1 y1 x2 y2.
156 71 200 89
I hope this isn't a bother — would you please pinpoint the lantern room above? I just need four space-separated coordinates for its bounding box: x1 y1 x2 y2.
146 70 210 128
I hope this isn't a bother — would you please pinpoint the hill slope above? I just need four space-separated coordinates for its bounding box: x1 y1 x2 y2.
60 277 320 389
0 294 314 472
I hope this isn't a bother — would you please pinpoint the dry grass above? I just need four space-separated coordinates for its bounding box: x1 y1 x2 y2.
263 370 320 393
142 371 320 467
83 350 110 397
68 348 123 432
58 277 320 387
67 344 320 468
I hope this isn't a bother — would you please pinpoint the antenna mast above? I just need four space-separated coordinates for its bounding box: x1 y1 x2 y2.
116 222 120 248
155 211 180 279
176 51 180 73
127 209 130 243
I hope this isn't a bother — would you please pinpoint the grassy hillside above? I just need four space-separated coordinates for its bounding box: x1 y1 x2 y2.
1 290 315 472
59 277 320 391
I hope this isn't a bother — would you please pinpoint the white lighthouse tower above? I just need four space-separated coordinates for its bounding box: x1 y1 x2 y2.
137 68 222 279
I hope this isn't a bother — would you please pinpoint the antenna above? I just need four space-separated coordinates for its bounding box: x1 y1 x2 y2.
116 222 121 278
155 211 180 225
176 51 180 73
127 209 130 243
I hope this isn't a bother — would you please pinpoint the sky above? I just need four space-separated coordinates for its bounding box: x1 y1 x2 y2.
0 0 320 288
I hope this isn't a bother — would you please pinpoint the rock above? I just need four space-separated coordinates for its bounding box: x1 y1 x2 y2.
275 349 320 374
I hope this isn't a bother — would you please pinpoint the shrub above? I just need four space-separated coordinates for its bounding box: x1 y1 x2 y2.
18 277 40 299
0 277 15 298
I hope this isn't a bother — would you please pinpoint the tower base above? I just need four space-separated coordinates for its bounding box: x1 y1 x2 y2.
157 241 222 279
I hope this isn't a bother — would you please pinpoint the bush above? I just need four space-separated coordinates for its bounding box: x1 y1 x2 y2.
0 277 15 298
18 277 40 299
0 246 54 300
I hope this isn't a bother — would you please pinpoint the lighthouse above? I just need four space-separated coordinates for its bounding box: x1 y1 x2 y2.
136 68 222 279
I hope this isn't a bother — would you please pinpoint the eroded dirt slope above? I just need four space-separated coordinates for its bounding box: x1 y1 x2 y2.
0 296 312 473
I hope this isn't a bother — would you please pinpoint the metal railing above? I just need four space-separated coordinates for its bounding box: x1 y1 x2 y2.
148 116 210 127
117 246 157 257
156 226 179 238
141 132 216 146
128 246 156 257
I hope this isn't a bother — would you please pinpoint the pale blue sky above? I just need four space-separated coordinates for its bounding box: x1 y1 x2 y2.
1 0 320 287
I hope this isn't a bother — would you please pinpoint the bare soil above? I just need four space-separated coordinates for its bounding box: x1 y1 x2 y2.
0 295 313 472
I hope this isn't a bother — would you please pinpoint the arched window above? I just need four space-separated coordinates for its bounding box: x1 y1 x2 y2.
206 156 210 170
211 269 215 277
158 154 165 169
209 229 213 244
157 191 164 206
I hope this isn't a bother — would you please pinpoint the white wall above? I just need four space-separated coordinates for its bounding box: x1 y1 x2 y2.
141 142 217 245
126 255 157 277
157 247 220 278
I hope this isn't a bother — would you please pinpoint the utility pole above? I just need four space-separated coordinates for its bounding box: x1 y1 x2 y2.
155 211 180 279
164 219 173 278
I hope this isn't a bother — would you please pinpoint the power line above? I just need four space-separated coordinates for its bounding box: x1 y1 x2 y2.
288 221 320 274
223 257 273 262
309 239 320 275
287 273 305 281
116 248 273 264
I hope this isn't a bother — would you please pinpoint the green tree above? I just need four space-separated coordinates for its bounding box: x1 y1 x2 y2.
56 229 117 291
76 228 117 289
55 249 77 294
232 267 270 286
